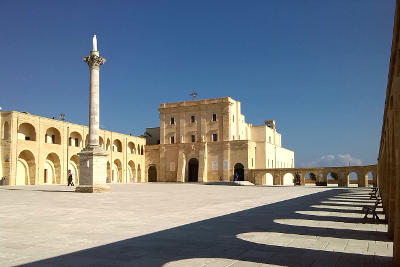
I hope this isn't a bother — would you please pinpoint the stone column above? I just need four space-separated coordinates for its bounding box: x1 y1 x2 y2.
76 35 110 193
176 150 186 182
198 143 208 182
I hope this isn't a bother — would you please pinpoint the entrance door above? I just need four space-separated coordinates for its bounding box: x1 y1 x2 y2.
148 165 157 182
234 163 245 181
188 158 199 182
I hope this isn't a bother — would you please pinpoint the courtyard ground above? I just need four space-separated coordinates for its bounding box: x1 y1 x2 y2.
0 183 392 266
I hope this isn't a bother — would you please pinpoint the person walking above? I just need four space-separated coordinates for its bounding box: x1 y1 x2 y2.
67 170 74 186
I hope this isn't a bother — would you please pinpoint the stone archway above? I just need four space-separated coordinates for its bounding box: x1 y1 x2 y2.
69 155 80 184
327 172 339 187
283 173 294 185
234 163 245 181
148 165 157 182
188 158 199 182
17 150 36 185
265 173 274 185
106 161 111 183
113 159 122 183
46 153 61 184
18 123 36 141
2 121 10 139
128 161 136 182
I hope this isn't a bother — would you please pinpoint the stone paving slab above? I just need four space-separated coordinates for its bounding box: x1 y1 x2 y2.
0 184 393 266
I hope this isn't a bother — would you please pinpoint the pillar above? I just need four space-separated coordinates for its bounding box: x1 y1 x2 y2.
76 35 109 193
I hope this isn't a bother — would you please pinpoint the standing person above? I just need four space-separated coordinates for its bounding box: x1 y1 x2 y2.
234 171 238 182
67 170 74 186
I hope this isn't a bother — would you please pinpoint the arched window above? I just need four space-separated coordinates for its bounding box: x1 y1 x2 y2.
113 139 122 152
18 123 36 141
2 121 10 139
45 127 61 145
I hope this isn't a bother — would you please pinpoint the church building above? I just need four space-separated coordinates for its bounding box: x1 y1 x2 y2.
145 97 294 183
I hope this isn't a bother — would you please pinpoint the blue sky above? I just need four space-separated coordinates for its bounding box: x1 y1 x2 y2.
0 0 395 167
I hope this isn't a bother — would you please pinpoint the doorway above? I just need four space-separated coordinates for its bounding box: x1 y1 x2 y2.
148 165 157 182
188 158 199 182
234 163 245 181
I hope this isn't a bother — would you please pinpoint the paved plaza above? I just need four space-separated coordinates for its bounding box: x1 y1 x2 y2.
0 184 392 266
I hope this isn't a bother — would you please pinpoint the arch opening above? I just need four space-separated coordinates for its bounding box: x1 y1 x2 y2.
305 172 317 184
188 158 199 182
327 172 339 187
69 155 80 184
106 161 111 183
46 153 61 184
128 142 136 154
17 150 36 185
45 127 61 145
128 161 136 182
113 139 122 152
234 163 245 181
106 139 111 151
69 132 82 147
265 173 273 185
112 159 122 183
148 165 157 182
283 173 294 185
18 123 36 141
2 121 10 139
348 171 358 187
99 136 104 149
366 171 373 186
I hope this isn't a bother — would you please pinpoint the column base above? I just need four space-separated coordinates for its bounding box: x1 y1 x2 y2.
75 184 111 193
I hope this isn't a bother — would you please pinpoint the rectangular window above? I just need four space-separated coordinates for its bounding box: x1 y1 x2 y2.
191 115 195 123
212 113 217 121
25 136 30 141
170 117 175 125
170 162 175 171
212 133 218 142
191 135 195 142
170 136 175 144
212 160 218 170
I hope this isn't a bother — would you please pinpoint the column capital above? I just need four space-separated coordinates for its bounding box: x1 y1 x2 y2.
83 54 106 69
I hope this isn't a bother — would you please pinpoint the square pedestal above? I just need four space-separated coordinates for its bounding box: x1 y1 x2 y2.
75 146 110 193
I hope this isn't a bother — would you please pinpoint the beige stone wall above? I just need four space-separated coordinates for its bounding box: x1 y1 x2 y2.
146 97 294 183
0 111 145 185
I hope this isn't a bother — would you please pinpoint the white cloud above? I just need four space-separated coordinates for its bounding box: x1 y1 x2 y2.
301 153 362 167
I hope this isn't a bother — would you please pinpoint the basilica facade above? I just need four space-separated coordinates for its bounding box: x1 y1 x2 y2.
145 97 294 183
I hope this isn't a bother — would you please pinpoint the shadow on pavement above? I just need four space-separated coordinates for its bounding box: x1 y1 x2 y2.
21 188 392 267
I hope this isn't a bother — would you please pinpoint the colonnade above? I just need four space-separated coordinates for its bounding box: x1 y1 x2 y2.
377 1 400 263
249 165 377 187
